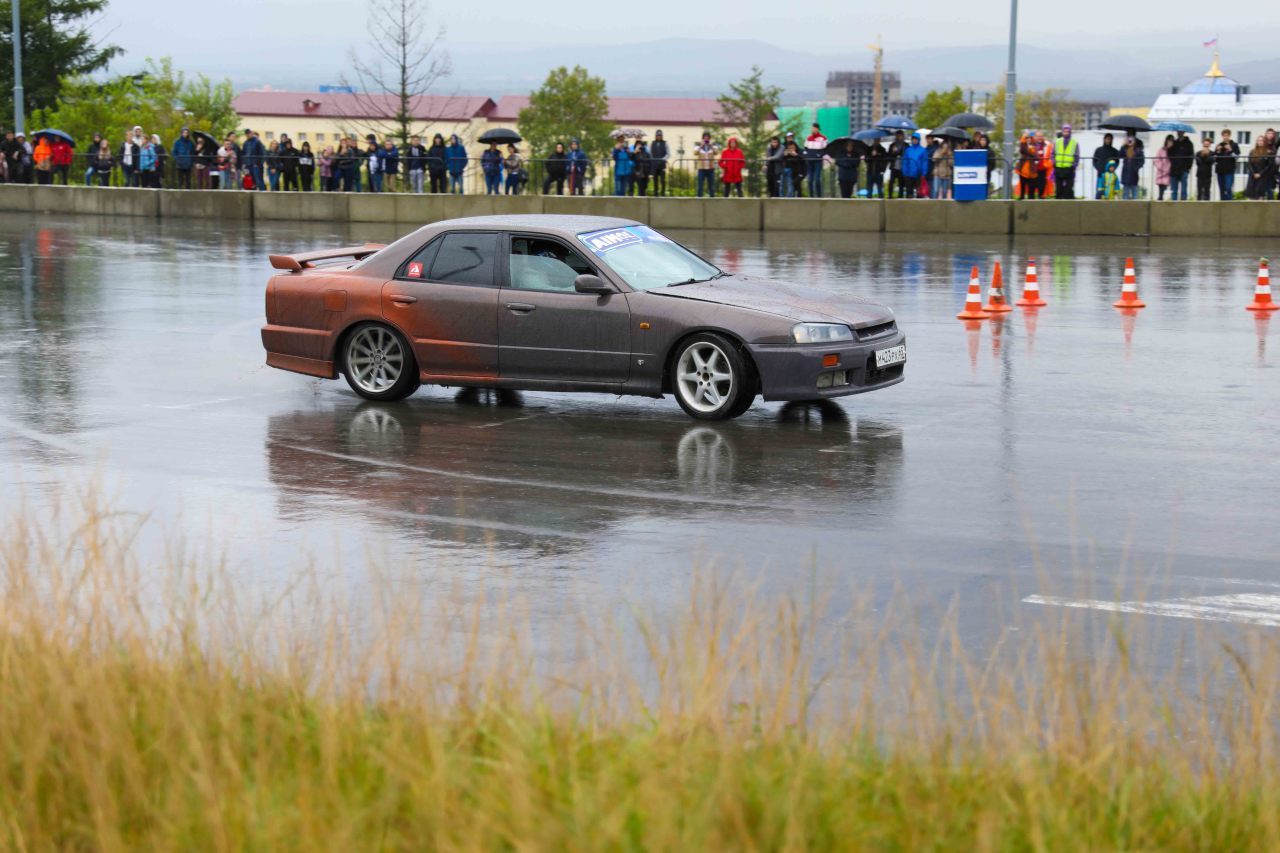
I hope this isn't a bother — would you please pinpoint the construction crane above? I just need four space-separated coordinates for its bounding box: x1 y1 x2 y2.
869 35 884 124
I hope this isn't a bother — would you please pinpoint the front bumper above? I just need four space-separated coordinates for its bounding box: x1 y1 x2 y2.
747 332 907 402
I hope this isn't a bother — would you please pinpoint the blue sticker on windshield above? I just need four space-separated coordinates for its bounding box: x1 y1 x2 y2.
578 226 670 256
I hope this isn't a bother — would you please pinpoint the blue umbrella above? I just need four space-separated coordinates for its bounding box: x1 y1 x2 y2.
875 115 917 132
32 128 74 146
1152 121 1195 133
853 128 893 141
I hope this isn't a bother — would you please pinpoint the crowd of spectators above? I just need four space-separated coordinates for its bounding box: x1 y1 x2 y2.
3 122 1277 201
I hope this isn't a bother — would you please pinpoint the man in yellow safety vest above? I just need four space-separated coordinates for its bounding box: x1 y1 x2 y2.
1052 124 1080 199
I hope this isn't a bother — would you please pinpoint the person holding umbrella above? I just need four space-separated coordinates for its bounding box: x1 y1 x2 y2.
481 142 503 194
50 135 73 185
1169 130 1194 201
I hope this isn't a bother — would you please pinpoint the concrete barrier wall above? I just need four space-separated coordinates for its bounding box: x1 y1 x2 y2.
0 183 1276 237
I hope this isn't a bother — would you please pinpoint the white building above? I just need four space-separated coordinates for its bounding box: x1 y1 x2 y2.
1147 55 1280 147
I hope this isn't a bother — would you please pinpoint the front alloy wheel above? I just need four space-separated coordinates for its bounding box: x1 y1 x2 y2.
342 323 419 401
673 333 753 420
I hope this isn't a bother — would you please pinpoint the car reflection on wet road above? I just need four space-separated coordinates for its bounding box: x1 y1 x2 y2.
1 213 1278 650
267 395 903 556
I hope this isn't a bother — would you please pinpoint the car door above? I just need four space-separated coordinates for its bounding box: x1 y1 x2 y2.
382 231 500 379
498 234 631 385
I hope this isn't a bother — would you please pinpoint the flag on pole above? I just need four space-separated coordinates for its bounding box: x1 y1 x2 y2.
1203 37 1218 47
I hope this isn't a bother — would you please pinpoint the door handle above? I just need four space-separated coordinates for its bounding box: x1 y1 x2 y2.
505 302 536 313
389 294 417 305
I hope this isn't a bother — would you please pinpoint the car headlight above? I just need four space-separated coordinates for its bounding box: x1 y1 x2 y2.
791 323 854 344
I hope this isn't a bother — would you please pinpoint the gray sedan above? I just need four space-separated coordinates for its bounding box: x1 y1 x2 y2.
262 214 906 420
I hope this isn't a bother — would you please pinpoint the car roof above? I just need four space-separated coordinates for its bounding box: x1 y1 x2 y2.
423 214 642 238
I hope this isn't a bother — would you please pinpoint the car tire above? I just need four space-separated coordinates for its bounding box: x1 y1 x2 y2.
671 332 755 421
341 322 420 402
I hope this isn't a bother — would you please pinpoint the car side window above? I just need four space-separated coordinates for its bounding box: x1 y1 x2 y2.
397 238 440 280
508 237 593 293
426 232 499 286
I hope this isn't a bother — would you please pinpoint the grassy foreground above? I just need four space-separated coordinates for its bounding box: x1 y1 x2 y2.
2 502 1280 850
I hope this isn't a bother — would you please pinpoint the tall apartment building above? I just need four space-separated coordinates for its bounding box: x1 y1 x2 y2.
826 71 903 130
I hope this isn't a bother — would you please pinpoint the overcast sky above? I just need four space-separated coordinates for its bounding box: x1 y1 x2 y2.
96 0 1279 94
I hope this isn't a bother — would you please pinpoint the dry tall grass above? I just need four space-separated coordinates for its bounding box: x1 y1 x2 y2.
2 493 1279 850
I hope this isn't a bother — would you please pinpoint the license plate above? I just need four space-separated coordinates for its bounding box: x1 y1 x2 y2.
875 345 906 368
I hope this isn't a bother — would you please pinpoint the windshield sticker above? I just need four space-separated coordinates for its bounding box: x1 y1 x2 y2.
578 226 670 256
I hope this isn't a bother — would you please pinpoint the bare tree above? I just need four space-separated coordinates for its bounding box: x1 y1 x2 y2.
339 0 452 143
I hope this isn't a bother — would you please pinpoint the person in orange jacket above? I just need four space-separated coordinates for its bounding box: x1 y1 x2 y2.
51 138 74 185
719 137 746 197
32 136 53 184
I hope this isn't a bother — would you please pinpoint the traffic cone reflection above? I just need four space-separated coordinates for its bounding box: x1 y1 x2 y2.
964 319 982 374
1016 257 1047 307
1120 308 1139 360
1257 312 1271 367
1246 258 1277 311
1113 257 1146 309
990 313 1006 359
1022 306 1041 354
983 261 1013 313
957 266 991 320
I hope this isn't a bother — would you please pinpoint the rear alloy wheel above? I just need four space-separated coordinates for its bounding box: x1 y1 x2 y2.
342 323 419 402
672 333 754 420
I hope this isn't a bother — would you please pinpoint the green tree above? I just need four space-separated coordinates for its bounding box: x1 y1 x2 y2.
518 65 611 161
0 0 121 124
32 58 239 150
710 65 785 195
914 86 968 129
984 86 1074 141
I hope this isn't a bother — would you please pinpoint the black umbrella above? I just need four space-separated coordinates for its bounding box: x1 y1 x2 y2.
1097 114 1152 133
875 114 917 132
940 112 994 130
928 126 969 141
478 128 522 145
824 137 868 157
853 128 893 142
191 130 219 150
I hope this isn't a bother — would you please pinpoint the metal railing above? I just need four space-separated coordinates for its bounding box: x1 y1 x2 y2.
7 150 1276 202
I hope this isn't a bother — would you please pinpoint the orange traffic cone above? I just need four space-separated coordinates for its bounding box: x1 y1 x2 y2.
1113 257 1146 309
982 261 1013 313
957 266 991 320
1016 256 1047 307
1246 258 1277 311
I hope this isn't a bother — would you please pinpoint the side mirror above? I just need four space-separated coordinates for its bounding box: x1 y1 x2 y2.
574 274 613 295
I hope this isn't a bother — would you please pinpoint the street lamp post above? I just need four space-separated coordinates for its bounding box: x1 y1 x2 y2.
1002 0 1017 199
11 0 23 135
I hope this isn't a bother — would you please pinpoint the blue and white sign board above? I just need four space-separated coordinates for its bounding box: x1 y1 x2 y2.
578 225 671 257
953 149 989 201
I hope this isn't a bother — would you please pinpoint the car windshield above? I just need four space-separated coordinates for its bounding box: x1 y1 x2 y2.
577 226 720 291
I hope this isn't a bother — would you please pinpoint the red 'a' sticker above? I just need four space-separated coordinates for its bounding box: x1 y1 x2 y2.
407 261 423 278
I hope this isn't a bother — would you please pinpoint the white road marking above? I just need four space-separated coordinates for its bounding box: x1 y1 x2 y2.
1024 593 1280 627
472 415 541 430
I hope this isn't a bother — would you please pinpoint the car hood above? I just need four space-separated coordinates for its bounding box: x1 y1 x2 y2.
649 275 892 327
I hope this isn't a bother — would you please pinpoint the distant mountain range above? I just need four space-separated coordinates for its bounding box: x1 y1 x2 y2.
232 37 1280 108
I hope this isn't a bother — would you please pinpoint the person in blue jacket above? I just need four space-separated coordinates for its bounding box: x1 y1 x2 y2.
481 142 503 194
445 134 468 194
900 132 929 199
241 129 266 191
380 139 400 192
611 138 633 196
566 138 589 195
171 127 195 189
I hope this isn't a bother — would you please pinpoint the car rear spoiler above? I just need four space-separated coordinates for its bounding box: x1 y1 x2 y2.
269 243 387 272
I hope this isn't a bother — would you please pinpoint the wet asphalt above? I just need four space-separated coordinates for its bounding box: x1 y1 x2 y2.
1 212 1277 651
